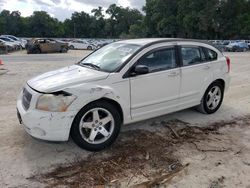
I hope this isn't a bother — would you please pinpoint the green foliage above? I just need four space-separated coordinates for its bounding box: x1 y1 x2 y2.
0 1 250 39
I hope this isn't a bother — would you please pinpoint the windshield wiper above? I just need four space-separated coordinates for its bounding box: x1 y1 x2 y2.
80 63 100 70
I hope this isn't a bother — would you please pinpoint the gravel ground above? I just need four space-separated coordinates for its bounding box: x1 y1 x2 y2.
0 50 250 188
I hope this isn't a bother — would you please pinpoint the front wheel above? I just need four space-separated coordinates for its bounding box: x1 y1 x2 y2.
33 48 41 54
70 101 121 151
197 82 224 114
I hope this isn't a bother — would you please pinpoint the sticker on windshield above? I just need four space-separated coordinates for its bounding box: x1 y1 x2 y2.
117 47 133 53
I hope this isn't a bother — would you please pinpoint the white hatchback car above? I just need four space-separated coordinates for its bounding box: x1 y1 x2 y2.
17 38 231 151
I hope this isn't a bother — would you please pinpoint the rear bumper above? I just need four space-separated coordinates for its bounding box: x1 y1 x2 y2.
224 74 231 92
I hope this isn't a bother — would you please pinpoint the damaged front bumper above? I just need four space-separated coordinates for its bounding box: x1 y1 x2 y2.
16 85 76 141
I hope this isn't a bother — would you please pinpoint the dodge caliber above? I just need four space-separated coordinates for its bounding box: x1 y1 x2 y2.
17 39 231 151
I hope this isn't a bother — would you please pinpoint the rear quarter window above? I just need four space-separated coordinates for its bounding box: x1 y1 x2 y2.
204 48 218 61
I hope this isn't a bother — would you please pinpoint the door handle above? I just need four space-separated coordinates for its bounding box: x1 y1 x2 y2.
168 72 179 77
203 65 211 70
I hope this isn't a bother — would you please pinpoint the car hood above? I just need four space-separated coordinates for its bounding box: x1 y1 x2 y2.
27 65 110 93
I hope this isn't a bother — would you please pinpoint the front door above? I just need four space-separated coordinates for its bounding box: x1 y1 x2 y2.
130 46 181 121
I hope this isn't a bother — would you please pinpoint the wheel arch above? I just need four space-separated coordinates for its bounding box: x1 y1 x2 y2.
200 78 225 103
94 98 124 124
212 79 225 91
72 97 124 126
197 78 225 114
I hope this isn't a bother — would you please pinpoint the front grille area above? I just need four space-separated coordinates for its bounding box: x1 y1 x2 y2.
22 88 32 110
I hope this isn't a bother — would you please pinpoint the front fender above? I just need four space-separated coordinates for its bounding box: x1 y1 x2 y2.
64 84 127 118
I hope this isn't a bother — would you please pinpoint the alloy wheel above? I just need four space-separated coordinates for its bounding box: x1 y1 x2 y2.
79 108 115 144
206 86 222 110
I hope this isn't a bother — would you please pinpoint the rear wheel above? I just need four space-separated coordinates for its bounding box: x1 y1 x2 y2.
87 46 92 50
69 45 74 50
197 82 224 114
70 101 121 151
60 47 68 53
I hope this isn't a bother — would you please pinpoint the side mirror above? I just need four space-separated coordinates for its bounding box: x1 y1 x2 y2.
133 65 149 75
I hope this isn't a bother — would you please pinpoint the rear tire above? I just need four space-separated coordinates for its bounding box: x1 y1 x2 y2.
196 81 224 114
60 47 68 53
87 46 92 50
70 101 122 151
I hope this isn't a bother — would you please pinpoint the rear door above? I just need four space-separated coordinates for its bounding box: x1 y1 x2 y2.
38 39 50 52
178 44 214 107
47 39 60 52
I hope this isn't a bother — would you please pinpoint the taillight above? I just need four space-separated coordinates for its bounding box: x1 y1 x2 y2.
226 56 230 73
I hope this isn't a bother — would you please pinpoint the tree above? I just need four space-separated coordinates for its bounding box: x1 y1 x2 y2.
0 1 250 39
91 6 104 20
106 4 143 38
28 11 61 37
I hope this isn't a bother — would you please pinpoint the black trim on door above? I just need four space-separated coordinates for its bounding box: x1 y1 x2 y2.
123 45 180 79
115 39 221 73
178 45 213 67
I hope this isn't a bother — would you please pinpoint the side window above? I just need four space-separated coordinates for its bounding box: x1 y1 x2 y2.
181 47 204 66
205 48 218 61
48 40 56 44
137 48 176 72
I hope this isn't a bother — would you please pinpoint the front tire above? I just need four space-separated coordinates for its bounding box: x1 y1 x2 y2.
70 101 121 151
33 48 41 54
197 82 224 114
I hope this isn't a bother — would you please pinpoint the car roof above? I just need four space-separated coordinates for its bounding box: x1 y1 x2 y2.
116 38 178 45
116 38 221 51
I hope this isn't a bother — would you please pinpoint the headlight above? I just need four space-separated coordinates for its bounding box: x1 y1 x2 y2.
36 91 76 112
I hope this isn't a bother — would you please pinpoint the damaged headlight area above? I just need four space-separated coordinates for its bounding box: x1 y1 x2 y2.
36 91 77 112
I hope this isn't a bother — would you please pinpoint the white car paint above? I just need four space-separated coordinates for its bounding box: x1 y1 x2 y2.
0 39 16 48
17 39 230 141
68 40 95 50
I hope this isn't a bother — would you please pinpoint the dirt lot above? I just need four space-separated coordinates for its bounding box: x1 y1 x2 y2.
0 50 250 188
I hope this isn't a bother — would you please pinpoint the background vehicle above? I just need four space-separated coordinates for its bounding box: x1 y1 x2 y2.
0 39 18 50
26 38 69 54
17 39 230 151
68 39 96 50
225 42 249 52
0 36 22 50
1 35 27 49
0 41 15 53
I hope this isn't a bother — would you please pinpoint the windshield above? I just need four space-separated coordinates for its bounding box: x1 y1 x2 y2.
80 42 141 72
0 38 10 42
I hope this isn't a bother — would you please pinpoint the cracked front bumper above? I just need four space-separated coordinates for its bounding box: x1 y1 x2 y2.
16 86 76 141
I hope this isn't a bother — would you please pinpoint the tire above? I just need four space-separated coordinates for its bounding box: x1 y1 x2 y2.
69 45 74 50
70 101 122 151
60 47 68 53
87 46 92 50
196 81 224 114
33 48 41 54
